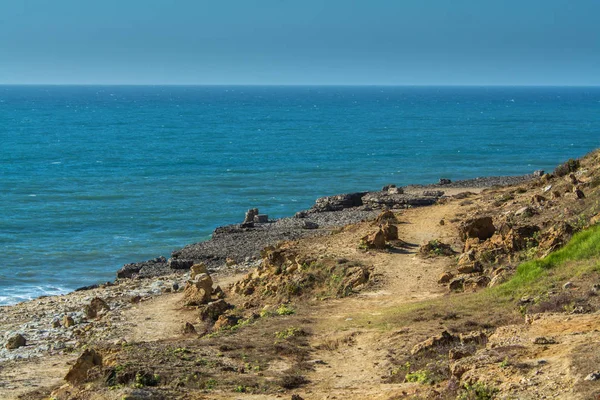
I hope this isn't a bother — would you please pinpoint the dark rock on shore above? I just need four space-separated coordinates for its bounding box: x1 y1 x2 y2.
310 192 367 212
116 256 167 279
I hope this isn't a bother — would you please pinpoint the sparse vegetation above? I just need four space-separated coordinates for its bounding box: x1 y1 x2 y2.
554 158 580 177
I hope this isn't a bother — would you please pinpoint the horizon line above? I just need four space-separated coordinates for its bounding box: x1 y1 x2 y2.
1 83 599 88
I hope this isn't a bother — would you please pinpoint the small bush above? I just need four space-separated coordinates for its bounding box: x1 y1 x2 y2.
405 369 432 384
554 158 580 177
279 374 308 389
458 382 499 400
276 304 295 315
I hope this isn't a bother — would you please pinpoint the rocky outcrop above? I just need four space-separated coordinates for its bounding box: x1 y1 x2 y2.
361 192 440 209
199 299 233 321
168 258 194 270
459 217 495 241
360 228 387 249
117 256 167 279
182 273 214 306
244 208 259 223
64 349 103 384
84 297 110 319
310 192 367 212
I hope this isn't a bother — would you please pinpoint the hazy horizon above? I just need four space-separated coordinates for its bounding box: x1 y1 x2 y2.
1 0 599 86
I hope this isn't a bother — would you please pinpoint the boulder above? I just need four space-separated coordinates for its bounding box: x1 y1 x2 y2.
375 210 397 223
302 221 319 229
64 349 103 384
448 277 465 291
84 297 110 319
183 273 214 306
438 272 454 284
458 217 495 241
168 258 194 270
254 214 269 223
244 208 259 223
190 263 208 279
5 333 26 350
117 256 167 279
199 299 233 321
439 178 452 185
360 228 386 249
311 192 367 212
382 223 398 241
213 314 240 330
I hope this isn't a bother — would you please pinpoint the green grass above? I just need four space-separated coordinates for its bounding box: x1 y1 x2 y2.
496 223 600 297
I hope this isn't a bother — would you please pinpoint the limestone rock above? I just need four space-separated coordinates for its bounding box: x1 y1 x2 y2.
244 208 259 223
411 330 459 356
375 210 397 223
190 263 208 279
254 214 269 223
183 273 214 306
382 222 398 241
117 256 167 279
84 297 110 319
360 228 386 249
459 217 495 241
311 192 366 212
5 333 26 350
199 299 233 321
64 349 103 384
448 277 465 291
213 314 240 330
488 272 509 287
438 272 454 284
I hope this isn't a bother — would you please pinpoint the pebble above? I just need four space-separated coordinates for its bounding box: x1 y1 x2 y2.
0 273 188 362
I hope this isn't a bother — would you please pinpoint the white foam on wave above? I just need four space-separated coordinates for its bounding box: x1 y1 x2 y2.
51 161 62 165
0 285 71 306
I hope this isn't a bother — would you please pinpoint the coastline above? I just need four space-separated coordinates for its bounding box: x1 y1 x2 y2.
2 145 600 399
0 173 534 364
114 174 537 281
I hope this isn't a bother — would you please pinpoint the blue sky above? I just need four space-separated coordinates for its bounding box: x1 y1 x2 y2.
1 0 599 85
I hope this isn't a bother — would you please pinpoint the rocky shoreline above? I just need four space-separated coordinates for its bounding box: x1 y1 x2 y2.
116 174 536 280
0 174 536 366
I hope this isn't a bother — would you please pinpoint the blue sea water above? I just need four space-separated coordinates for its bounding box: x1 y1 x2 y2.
1 85 599 305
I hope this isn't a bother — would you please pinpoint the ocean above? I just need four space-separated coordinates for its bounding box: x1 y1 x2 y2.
1 85 599 305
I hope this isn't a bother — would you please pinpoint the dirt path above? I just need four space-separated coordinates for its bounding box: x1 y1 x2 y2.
293 202 465 399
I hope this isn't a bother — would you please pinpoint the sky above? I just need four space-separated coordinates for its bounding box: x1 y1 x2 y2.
0 0 599 85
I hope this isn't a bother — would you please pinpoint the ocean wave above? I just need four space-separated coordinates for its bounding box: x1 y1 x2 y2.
0 285 71 306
